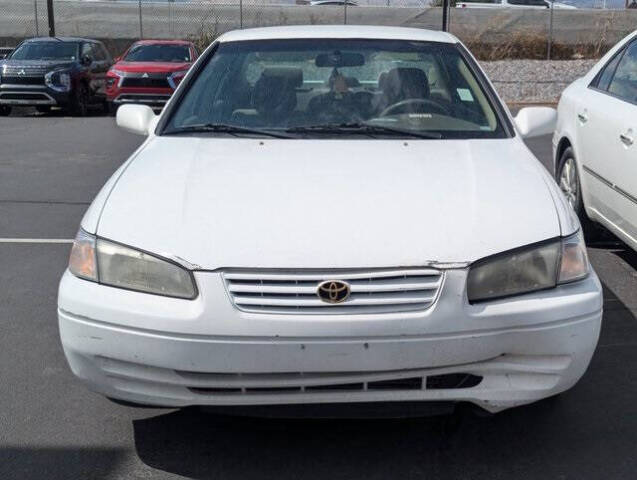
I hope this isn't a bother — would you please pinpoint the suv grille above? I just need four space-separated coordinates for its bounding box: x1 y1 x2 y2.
2 76 44 85
121 76 170 88
223 268 443 314
2 65 48 76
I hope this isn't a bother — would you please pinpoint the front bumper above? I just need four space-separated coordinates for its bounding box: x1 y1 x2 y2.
0 84 71 106
58 269 603 413
107 87 172 109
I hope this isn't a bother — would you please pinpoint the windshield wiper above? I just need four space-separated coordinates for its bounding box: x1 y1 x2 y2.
163 123 292 139
286 123 443 139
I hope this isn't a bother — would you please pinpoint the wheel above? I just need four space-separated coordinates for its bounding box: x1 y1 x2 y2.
69 83 89 116
0 105 11 116
36 106 51 114
556 146 603 241
557 147 582 214
107 102 118 117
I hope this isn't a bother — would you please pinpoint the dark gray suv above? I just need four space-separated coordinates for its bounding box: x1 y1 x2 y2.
0 37 113 116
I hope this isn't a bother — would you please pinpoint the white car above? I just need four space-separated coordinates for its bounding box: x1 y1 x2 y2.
456 0 575 9
310 0 358 5
58 26 602 414
554 31 637 251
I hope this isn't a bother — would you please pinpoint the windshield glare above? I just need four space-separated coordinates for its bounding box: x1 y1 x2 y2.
124 44 191 63
164 39 506 139
10 42 79 61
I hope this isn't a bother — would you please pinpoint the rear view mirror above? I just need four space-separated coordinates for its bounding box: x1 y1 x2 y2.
116 104 157 136
514 107 557 139
316 51 365 68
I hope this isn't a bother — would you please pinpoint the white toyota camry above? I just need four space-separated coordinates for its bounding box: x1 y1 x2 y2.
58 26 602 414
554 31 637 251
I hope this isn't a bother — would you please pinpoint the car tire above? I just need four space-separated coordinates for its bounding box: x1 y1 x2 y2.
556 147 603 241
0 105 11 116
107 102 118 117
70 83 89 117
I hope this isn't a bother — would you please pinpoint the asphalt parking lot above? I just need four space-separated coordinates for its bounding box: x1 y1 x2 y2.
1 109 636 480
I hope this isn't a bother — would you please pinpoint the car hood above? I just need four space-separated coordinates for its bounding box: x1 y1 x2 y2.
96 137 561 269
112 61 191 73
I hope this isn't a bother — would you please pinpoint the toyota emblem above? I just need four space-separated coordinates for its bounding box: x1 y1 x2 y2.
317 280 351 304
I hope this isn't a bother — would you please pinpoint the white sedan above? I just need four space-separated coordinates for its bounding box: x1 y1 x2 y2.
456 0 575 9
58 26 602 414
554 31 637 251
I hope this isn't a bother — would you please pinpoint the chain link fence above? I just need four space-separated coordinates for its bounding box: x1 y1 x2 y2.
0 0 635 60
0 0 48 39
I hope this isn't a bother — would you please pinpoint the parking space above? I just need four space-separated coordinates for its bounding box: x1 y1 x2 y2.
1 110 637 480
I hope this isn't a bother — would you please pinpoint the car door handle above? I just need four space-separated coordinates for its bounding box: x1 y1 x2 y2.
620 132 634 146
577 112 588 123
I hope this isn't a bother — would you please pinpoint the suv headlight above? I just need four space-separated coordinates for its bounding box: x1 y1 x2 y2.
45 69 72 92
68 229 197 299
467 231 589 303
167 69 189 89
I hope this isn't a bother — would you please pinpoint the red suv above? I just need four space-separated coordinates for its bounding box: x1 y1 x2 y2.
106 40 197 113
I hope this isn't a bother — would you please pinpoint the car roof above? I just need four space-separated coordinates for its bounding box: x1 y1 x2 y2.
217 25 457 44
24 37 97 43
132 39 193 46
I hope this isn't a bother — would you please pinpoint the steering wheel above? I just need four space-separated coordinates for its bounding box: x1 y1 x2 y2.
379 98 450 117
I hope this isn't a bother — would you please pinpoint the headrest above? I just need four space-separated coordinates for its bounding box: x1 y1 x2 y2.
378 72 388 90
345 76 360 88
259 67 303 88
252 70 299 119
383 67 430 101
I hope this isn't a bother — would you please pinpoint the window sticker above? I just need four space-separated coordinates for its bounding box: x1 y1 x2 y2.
457 88 474 102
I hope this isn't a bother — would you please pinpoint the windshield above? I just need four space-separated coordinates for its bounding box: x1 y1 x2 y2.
124 44 191 63
10 42 79 61
164 39 507 139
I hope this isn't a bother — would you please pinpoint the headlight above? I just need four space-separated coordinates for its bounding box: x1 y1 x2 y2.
68 229 97 281
467 231 589 303
167 69 189 89
557 230 589 284
68 229 197 299
45 69 72 92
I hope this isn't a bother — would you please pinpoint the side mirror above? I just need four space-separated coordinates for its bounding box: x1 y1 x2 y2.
81 54 92 66
116 104 157 136
114 55 121 62
514 107 557 139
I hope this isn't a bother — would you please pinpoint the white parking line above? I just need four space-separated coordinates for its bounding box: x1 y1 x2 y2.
0 238 73 244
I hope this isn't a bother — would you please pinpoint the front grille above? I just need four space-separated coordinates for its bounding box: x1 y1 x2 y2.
0 92 50 100
180 370 482 396
2 65 48 76
121 76 170 88
426 374 483 390
1 76 44 85
115 93 170 104
223 268 443 314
